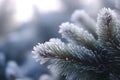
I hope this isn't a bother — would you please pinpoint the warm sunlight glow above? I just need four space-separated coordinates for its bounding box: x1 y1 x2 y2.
14 0 33 23
35 0 62 13
14 0 62 23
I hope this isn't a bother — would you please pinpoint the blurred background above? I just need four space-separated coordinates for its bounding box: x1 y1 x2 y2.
0 0 118 80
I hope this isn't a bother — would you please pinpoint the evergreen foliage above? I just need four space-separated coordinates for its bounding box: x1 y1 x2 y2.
32 8 120 80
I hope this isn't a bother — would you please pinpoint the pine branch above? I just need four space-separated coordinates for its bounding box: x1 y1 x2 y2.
71 10 97 38
59 22 97 51
32 38 106 80
32 8 120 80
33 38 98 65
97 8 120 52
